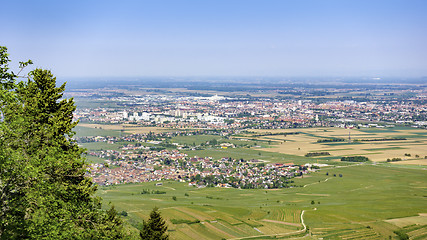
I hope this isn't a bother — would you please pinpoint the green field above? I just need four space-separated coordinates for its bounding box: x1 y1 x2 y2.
100 164 427 239
182 147 314 165
79 141 122 151
74 125 427 239
85 155 106 164
172 135 272 149
172 135 223 145
74 125 121 137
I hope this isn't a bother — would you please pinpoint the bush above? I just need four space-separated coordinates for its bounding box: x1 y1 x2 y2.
305 152 330 157
317 138 345 143
387 158 402 162
393 230 409 240
170 219 200 224
341 156 369 162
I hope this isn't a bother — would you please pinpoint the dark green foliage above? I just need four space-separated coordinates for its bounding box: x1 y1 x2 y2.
140 208 169 240
305 152 330 157
341 156 369 162
387 158 402 162
317 138 345 143
393 230 409 240
153 190 166 194
170 219 199 224
0 46 20 90
141 189 151 194
0 47 126 239
206 195 223 200
141 189 166 195
357 137 406 142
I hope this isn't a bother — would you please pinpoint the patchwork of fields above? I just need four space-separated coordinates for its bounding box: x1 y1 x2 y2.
247 127 427 163
77 124 427 239
100 164 427 239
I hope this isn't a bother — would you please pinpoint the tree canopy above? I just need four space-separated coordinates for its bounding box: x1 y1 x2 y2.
0 46 126 239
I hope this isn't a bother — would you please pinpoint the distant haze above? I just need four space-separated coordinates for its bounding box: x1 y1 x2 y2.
2 0 427 79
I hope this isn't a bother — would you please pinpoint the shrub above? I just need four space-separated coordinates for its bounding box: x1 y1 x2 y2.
341 156 369 162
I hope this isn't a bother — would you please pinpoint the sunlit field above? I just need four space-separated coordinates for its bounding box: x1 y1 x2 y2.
100 164 427 239
247 127 427 163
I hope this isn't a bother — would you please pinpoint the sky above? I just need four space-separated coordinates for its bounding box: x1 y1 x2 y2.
2 0 427 78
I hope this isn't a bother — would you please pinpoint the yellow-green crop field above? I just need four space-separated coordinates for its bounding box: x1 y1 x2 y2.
245 127 427 163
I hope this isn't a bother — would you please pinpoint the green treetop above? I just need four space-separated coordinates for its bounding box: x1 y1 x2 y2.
140 207 169 240
0 46 126 239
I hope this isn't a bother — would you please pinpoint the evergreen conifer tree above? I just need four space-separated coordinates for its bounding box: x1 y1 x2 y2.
140 207 169 240
0 46 127 239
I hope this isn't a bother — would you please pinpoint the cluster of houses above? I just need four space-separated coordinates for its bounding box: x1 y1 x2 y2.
87 149 313 189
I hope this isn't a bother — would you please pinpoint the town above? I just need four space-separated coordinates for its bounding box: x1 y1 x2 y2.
72 81 425 188
70 82 426 130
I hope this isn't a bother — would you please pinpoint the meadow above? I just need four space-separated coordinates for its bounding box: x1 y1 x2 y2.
77 123 171 135
100 164 427 239
74 125 122 137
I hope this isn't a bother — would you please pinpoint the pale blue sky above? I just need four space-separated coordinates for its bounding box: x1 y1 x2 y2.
2 0 427 78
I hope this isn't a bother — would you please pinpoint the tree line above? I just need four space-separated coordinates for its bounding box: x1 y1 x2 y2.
340 156 369 162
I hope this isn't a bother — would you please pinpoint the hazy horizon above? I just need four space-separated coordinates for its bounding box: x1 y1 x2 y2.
2 0 427 79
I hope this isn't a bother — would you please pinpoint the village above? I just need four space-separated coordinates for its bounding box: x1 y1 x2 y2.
87 144 317 189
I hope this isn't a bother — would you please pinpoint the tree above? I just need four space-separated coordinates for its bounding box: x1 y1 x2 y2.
140 207 169 240
0 46 126 239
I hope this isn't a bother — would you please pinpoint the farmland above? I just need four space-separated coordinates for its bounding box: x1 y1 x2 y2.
244 127 427 163
78 123 427 239
77 124 427 165
100 164 427 239
77 123 171 135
